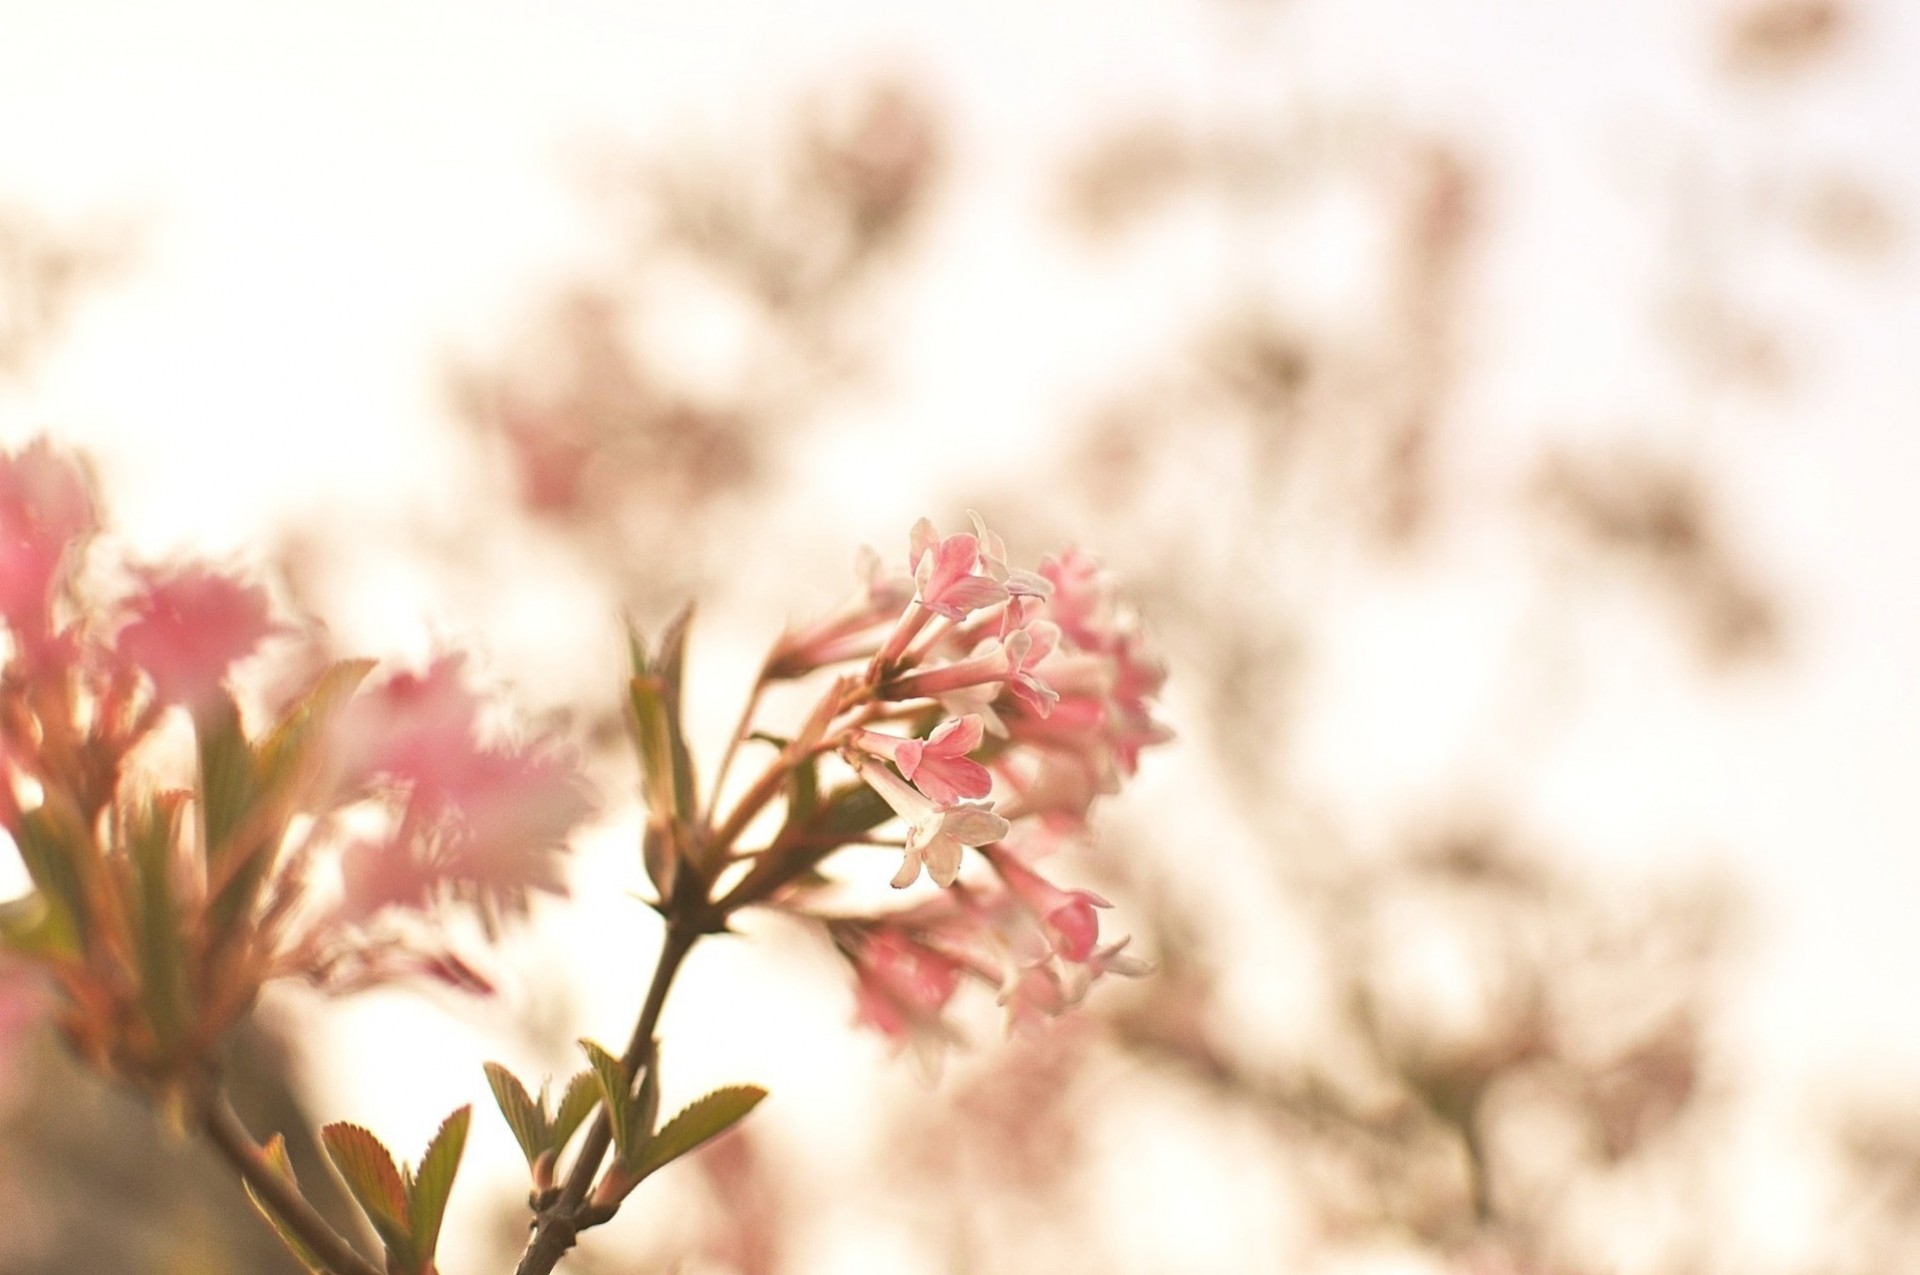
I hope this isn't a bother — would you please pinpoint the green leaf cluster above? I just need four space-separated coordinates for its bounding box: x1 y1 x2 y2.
627 608 701 901
483 1061 600 1191
316 1108 470 1275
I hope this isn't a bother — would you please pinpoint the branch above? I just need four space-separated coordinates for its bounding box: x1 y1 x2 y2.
513 921 700 1275
200 1093 385 1275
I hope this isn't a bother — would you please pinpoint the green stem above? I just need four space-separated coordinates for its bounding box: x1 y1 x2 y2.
512 921 700 1275
200 1094 384 1275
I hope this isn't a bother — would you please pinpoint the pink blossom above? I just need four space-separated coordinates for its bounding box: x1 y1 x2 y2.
909 518 1007 621
988 849 1110 963
999 961 1071 1035
0 441 96 648
842 928 965 1046
883 625 1058 718
967 511 1053 600
334 743 588 924
331 656 592 922
115 565 278 708
851 715 991 805
768 546 913 678
849 753 1008 888
1037 548 1109 651
990 747 1108 832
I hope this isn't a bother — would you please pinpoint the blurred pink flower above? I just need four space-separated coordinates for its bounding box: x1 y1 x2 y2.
0 440 96 652
330 656 591 924
844 928 965 1047
115 564 277 708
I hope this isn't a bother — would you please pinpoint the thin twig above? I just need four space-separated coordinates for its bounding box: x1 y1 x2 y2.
512 921 700 1275
200 1094 384 1275
703 664 769 823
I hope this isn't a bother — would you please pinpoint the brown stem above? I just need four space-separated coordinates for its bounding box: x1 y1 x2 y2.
200 1094 384 1275
703 663 770 824
513 921 700 1275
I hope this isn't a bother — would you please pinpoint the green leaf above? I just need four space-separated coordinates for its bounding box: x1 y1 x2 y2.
625 605 699 830
579 1039 634 1166
406 1106 469 1265
242 1134 327 1275
255 659 376 786
652 605 699 820
632 1085 767 1181
787 752 820 825
0 892 78 961
319 1122 413 1262
195 689 258 866
123 792 189 1045
12 799 94 946
550 1069 600 1155
810 781 894 840
482 1062 549 1168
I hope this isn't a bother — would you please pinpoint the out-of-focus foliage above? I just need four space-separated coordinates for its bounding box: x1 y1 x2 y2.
443 79 944 613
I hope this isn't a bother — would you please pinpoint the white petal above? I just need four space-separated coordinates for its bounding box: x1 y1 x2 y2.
942 805 1011 846
890 847 925 889
924 833 964 886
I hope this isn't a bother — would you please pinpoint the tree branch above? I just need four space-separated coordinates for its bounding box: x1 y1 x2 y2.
513 921 700 1275
200 1093 385 1275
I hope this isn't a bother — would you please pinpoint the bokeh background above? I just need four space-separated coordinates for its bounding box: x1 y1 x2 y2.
3 1 1919 1271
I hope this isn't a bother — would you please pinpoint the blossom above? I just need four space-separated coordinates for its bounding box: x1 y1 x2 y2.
768 546 913 678
967 511 1053 600
883 625 1059 718
850 714 991 805
987 847 1110 962
848 752 1009 888
0 441 96 652
115 564 278 709
908 518 1007 621
840 927 966 1046
330 656 592 923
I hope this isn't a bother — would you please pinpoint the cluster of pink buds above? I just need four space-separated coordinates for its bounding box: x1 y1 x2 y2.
733 513 1169 1046
0 440 591 1093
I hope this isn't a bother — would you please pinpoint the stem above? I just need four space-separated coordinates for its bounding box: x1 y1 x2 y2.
513 921 700 1275
703 667 768 824
200 1095 384 1275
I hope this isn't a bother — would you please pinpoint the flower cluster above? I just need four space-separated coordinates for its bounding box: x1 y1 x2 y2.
0 439 1170 1275
749 513 1169 1047
0 441 590 1092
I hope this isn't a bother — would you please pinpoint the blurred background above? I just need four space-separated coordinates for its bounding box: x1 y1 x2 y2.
2 0 1919 1271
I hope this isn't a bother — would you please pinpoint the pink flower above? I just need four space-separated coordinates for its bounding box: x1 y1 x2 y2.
331 656 592 923
967 511 1053 601
0 441 96 649
851 715 991 805
848 753 1009 888
335 744 589 924
909 518 1007 621
115 565 278 708
768 546 913 678
988 849 1110 963
999 961 1071 1035
883 625 1059 718
1037 548 1109 651
842 928 965 1046
990 747 1108 832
